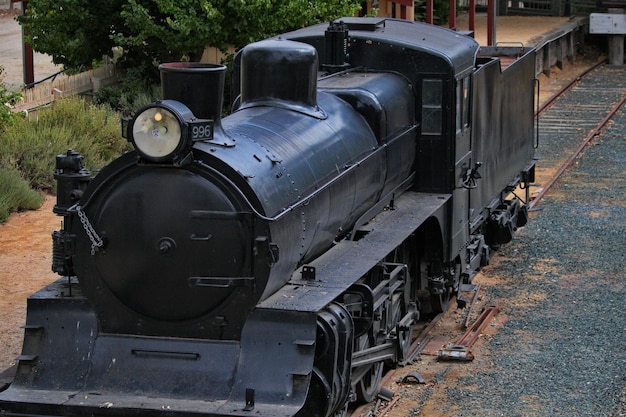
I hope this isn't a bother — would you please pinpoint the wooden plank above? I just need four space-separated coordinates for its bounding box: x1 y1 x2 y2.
11 62 117 112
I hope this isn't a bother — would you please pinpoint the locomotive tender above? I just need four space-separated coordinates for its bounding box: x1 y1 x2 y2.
0 17 537 417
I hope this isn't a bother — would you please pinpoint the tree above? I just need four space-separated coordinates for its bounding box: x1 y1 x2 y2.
18 0 126 70
216 0 363 47
19 0 362 75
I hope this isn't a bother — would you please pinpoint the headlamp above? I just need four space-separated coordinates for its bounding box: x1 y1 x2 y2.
125 100 214 164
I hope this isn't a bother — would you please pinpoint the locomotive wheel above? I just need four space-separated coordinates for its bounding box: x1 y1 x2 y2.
421 256 448 314
430 287 451 313
396 302 417 364
298 367 333 417
430 261 461 313
332 404 349 417
390 291 414 363
388 242 417 361
355 333 384 403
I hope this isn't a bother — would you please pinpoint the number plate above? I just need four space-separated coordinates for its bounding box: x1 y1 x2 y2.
188 120 214 141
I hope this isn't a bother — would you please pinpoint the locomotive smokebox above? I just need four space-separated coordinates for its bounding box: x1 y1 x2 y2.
240 38 319 111
159 62 226 127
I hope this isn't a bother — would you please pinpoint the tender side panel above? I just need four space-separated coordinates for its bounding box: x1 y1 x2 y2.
470 48 536 227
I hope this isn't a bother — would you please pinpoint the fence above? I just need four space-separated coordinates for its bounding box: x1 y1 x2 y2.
11 45 236 114
13 61 117 113
457 0 597 15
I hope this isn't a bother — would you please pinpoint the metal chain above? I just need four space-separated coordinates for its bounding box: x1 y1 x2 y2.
76 206 104 255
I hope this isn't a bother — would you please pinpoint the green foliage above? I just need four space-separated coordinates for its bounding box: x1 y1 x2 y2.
217 0 362 47
0 168 43 223
19 0 361 76
113 0 223 65
414 0 450 24
0 97 130 196
17 0 126 71
93 67 161 115
0 66 23 131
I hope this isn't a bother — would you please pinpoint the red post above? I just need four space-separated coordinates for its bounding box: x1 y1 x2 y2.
487 0 496 45
391 0 414 20
14 0 34 87
449 0 457 30
426 0 434 24
469 0 476 32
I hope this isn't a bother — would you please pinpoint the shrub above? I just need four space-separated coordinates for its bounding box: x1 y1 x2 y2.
0 97 131 196
93 66 161 115
0 66 23 132
0 168 44 223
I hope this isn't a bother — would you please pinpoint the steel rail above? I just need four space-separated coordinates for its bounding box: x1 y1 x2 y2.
450 304 499 348
530 91 626 209
536 60 606 116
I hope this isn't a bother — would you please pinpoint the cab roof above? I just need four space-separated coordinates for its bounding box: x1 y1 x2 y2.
281 17 480 78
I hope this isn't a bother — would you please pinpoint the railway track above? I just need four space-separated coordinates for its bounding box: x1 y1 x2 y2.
531 61 626 208
350 295 490 417
350 60 626 417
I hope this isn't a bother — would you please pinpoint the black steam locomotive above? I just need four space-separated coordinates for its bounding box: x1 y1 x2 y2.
0 17 537 417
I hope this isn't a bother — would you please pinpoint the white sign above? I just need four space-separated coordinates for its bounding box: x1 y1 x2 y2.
590 13 626 34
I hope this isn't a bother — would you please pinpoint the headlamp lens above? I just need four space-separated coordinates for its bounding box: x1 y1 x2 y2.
132 107 182 159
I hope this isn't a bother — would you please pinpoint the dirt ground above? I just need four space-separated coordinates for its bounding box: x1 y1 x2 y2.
0 7 608 416
0 196 59 372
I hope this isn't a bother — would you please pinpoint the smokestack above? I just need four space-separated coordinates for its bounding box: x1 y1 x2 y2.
159 62 227 138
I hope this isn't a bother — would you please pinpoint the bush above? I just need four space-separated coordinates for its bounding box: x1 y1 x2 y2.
0 97 131 198
93 66 161 115
0 66 23 132
0 168 44 223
